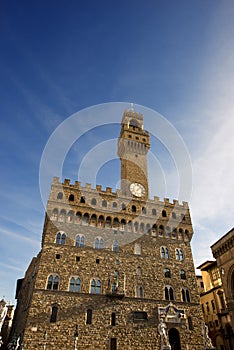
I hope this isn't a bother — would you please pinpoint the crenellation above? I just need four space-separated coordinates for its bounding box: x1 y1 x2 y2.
52 176 60 184
11 109 202 350
63 178 70 186
96 184 102 192
105 187 113 193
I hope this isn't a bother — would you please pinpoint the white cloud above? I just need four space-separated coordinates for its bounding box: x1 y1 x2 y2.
0 226 39 247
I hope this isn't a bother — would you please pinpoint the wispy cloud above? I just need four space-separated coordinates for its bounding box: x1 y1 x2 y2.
0 226 39 247
0 262 24 273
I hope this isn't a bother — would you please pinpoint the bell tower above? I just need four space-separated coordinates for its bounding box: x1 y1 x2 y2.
118 106 150 199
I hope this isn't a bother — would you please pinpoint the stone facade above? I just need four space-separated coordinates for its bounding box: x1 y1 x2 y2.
211 228 234 349
10 109 205 350
197 261 229 350
211 228 234 329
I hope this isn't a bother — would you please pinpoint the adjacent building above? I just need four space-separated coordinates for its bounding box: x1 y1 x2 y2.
0 299 14 349
211 228 234 330
197 228 234 350
9 109 206 350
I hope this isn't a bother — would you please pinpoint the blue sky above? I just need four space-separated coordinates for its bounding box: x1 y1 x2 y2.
1 0 234 302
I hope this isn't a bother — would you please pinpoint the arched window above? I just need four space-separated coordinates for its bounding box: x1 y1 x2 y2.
61 233 66 245
172 228 177 239
134 243 141 255
164 268 171 278
158 225 164 236
90 214 97 226
161 247 165 258
179 249 184 260
142 207 146 214
94 237 104 249
69 277 75 291
165 248 169 259
69 277 81 292
182 288 190 302
136 285 143 298
186 289 191 302
112 202 117 208
112 282 117 293
47 275 59 290
176 248 184 260
162 210 167 217
99 238 104 249
161 247 169 259
112 241 119 252
91 198 96 205
184 230 189 241
69 194 74 201
113 218 119 228
80 196 85 203
180 269 186 280
132 205 136 213
75 212 81 224
166 226 170 237
47 275 53 289
102 200 107 207
152 224 157 235
51 208 58 221
140 223 145 233
90 279 101 294
169 287 174 300
82 213 89 225
172 212 176 219
90 279 96 294
98 215 104 227
105 216 112 228
50 306 58 323
122 203 126 211
56 232 61 244
75 235 85 247
86 309 92 324
94 238 99 249
178 228 184 239
58 209 66 222
120 219 126 231
152 208 156 216
127 221 132 231
67 210 74 222
56 232 66 245
57 192 63 199
165 286 174 300
134 222 139 232
146 224 151 234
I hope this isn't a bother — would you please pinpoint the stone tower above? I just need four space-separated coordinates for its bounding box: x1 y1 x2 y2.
118 108 150 199
10 109 205 350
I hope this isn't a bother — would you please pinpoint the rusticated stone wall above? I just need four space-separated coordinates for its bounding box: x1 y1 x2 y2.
10 178 205 350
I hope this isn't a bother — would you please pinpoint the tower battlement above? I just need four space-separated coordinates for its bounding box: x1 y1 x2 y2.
51 176 189 209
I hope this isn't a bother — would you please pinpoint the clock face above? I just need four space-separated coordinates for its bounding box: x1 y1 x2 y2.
130 183 146 197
